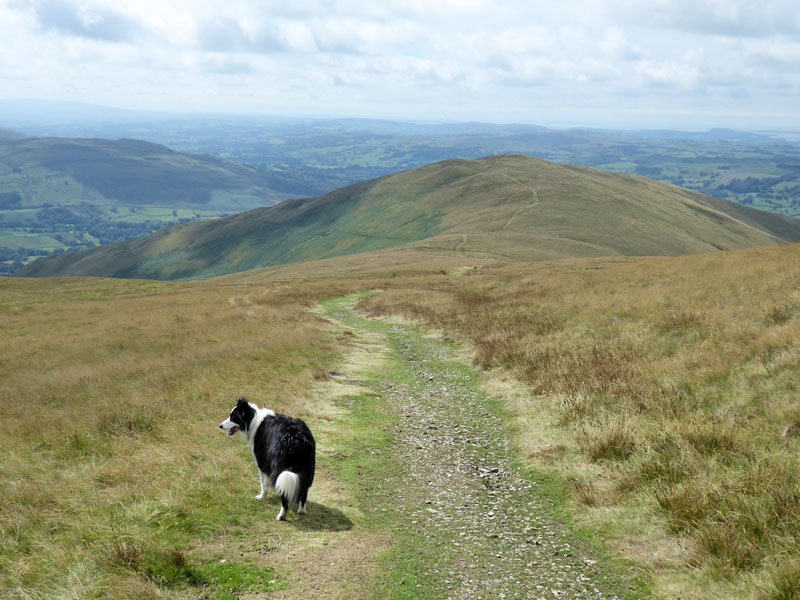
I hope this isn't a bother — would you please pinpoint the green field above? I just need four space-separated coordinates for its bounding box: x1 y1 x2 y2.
63 119 796 219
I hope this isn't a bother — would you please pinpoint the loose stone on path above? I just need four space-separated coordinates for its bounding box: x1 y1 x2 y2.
326 301 636 600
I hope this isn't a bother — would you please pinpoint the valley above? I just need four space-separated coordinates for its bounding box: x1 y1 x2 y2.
0 135 297 272
3 115 800 276
16 155 800 280
6 107 800 219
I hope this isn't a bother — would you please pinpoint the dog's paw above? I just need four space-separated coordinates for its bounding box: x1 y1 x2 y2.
255 493 265 500
297 504 307 515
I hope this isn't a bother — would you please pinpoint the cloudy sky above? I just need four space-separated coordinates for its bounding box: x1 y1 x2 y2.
2 0 800 130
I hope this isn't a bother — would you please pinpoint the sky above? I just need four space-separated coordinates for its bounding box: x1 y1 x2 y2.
2 0 800 130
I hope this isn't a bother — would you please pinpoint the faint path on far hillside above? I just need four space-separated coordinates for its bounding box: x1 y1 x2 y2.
494 171 540 231
323 295 638 600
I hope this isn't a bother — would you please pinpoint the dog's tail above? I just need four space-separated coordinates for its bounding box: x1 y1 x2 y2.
275 471 301 505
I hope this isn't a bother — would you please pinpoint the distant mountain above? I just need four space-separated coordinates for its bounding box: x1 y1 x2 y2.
0 136 294 211
0 99 161 129
17 155 800 280
4 101 800 220
0 128 28 139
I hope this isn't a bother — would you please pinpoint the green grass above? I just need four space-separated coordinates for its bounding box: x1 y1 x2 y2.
6 238 800 599
0 230 63 249
135 552 282 598
320 294 453 599
0 137 288 211
0 136 298 260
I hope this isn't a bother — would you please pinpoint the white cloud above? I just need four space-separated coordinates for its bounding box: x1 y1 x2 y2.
600 26 641 61
0 0 799 129
634 59 702 90
23 0 146 41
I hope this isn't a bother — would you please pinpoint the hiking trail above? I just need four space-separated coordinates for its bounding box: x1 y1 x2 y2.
316 293 638 600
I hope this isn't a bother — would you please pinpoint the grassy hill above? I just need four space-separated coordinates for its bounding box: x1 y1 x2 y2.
6 103 800 219
17 154 800 280
0 136 292 211
0 135 303 272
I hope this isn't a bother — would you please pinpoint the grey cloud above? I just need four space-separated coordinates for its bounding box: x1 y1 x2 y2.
614 0 800 38
202 58 258 75
196 17 291 53
29 0 142 42
197 17 250 52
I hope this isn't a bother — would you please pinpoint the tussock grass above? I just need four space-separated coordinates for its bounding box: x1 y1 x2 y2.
357 243 800 598
4 240 800 598
0 277 340 598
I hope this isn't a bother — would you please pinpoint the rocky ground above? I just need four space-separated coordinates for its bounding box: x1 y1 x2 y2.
325 300 639 600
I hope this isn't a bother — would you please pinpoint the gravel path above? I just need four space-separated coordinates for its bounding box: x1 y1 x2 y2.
326 300 636 600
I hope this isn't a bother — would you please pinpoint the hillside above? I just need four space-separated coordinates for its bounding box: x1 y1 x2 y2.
0 136 292 211
6 102 800 219
0 128 28 139
17 154 800 280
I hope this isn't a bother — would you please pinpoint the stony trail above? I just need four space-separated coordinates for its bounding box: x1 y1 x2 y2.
322 295 638 600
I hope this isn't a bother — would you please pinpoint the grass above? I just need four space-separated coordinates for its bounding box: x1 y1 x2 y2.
322 292 646 599
0 136 293 261
356 242 800 599
0 137 286 211
318 294 443 598
0 276 347 598
5 239 800 598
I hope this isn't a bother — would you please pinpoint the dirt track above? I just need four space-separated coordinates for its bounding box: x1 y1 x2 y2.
324 297 637 599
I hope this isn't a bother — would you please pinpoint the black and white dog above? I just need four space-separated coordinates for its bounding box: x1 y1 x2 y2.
219 397 316 521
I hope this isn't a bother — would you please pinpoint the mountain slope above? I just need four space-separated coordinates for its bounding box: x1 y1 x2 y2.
0 136 293 211
17 155 800 280
0 128 28 139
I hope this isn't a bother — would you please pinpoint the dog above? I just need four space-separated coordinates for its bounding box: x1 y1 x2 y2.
219 397 316 521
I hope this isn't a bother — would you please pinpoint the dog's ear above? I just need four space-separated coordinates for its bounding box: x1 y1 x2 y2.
237 397 248 406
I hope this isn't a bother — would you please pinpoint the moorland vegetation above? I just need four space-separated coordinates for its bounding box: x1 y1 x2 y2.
2 240 799 599
3 110 800 600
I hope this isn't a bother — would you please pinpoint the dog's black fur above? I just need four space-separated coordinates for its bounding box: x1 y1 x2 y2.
221 397 316 520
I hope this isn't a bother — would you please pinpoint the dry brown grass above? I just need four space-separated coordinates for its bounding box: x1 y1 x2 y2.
4 240 800 599
357 243 800 599
0 276 355 598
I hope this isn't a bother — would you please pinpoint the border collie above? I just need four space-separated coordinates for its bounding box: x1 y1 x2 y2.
219 397 316 521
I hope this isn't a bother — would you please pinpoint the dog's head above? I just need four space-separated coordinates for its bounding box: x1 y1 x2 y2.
219 397 257 437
